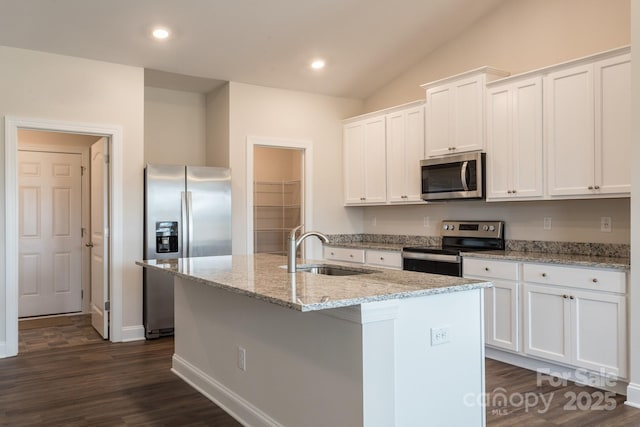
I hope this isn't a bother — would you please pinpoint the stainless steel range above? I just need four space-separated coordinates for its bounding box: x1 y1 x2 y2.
402 220 505 277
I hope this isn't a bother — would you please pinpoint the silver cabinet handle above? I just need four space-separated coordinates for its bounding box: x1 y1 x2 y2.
542 273 547 278
380 257 384 261
484 267 489 271
594 185 600 190
592 278 598 283
570 296 575 300
588 186 594 190
563 294 569 299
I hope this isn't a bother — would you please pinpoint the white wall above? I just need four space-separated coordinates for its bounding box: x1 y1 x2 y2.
357 0 631 244
0 46 144 343
144 87 206 165
627 0 640 406
206 83 230 167
365 0 630 111
227 82 363 255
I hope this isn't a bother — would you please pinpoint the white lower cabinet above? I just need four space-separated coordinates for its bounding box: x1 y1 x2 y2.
522 264 627 379
464 257 628 379
323 246 402 269
464 258 520 352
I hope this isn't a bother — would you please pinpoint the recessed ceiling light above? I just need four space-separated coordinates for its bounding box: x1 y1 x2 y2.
311 59 326 70
152 27 170 40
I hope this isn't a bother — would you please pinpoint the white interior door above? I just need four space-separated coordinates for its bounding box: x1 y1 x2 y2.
90 138 109 338
18 151 83 317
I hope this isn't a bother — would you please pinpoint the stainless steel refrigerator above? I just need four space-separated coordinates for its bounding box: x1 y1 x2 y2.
143 164 232 339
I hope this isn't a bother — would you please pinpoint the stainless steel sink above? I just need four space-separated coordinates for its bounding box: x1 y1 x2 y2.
295 264 376 276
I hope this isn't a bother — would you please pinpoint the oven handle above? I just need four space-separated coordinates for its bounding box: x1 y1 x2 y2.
401 252 461 263
460 161 469 191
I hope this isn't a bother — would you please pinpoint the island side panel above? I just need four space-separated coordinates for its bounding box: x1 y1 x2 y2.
172 276 365 427
394 288 486 426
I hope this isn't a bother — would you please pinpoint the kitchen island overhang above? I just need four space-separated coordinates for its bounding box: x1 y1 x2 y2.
137 254 492 427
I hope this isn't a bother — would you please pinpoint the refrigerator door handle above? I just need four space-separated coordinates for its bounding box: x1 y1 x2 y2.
186 191 194 257
181 191 189 256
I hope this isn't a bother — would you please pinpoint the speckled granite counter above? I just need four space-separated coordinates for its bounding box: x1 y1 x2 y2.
463 250 630 271
136 253 491 312
324 241 407 251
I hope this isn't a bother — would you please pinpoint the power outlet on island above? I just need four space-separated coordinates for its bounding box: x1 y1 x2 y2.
430 326 450 346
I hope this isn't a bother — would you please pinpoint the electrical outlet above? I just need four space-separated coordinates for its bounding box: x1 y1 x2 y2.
543 217 552 230
424 216 430 228
430 326 450 346
237 347 246 371
601 217 612 233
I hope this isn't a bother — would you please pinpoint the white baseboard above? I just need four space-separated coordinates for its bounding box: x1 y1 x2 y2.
172 354 282 427
0 341 6 359
625 383 640 408
486 347 628 395
120 325 145 342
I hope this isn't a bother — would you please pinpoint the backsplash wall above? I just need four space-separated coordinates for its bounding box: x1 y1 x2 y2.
361 198 630 245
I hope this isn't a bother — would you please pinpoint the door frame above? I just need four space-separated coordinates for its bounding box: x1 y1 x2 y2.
3 116 124 357
246 136 314 256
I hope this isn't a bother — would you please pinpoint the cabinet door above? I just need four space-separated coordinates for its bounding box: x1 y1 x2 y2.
511 77 543 198
343 122 366 204
453 75 485 153
388 107 425 203
486 86 512 199
425 85 453 157
362 116 387 204
484 279 519 352
594 54 631 195
572 289 627 378
546 64 595 196
522 283 572 364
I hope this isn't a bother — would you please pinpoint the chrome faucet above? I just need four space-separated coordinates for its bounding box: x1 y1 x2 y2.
287 225 329 273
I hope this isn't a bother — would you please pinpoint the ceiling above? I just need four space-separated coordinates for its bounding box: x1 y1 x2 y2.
0 0 506 98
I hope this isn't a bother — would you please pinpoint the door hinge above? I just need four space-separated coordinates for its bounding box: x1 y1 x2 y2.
81 289 84 300
105 301 110 312
81 166 86 176
81 227 87 237
104 154 110 164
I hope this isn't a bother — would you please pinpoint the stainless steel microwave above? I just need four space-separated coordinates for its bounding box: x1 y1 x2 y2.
420 152 485 201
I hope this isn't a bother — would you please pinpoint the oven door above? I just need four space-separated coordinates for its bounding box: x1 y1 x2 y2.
402 252 462 277
420 152 484 201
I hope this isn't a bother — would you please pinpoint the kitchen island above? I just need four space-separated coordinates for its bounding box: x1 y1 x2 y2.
137 254 492 427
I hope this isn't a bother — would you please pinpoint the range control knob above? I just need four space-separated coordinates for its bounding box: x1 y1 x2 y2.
489 225 496 232
483 225 489 231
443 224 449 230
450 225 455 230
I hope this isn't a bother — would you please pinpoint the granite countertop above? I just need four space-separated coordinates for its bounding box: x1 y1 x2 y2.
463 250 630 271
136 254 491 312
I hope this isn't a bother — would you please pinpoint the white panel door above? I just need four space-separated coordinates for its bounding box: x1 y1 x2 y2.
511 77 543 198
523 283 572 364
486 86 512 198
403 106 425 202
362 117 387 204
343 122 365 204
453 75 484 153
572 290 626 378
485 279 519 352
90 138 109 338
386 111 406 203
18 151 82 317
546 65 595 196
594 54 631 195
426 86 453 157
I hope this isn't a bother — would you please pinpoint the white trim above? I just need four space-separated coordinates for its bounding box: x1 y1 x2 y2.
322 300 400 324
246 136 314 256
626 383 640 408
172 354 283 427
120 325 145 342
3 116 124 359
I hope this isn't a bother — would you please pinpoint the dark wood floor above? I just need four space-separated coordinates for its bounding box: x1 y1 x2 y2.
2 315 640 426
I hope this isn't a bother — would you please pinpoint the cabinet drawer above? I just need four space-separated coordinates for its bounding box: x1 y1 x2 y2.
365 250 402 269
463 258 519 281
323 246 365 264
522 263 626 293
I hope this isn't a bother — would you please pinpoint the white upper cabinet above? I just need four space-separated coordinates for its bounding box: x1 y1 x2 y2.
343 116 387 205
343 101 425 206
422 67 509 157
386 105 425 203
546 49 630 197
486 76 543 200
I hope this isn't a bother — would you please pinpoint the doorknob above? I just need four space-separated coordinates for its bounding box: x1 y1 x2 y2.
85 242 94 248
